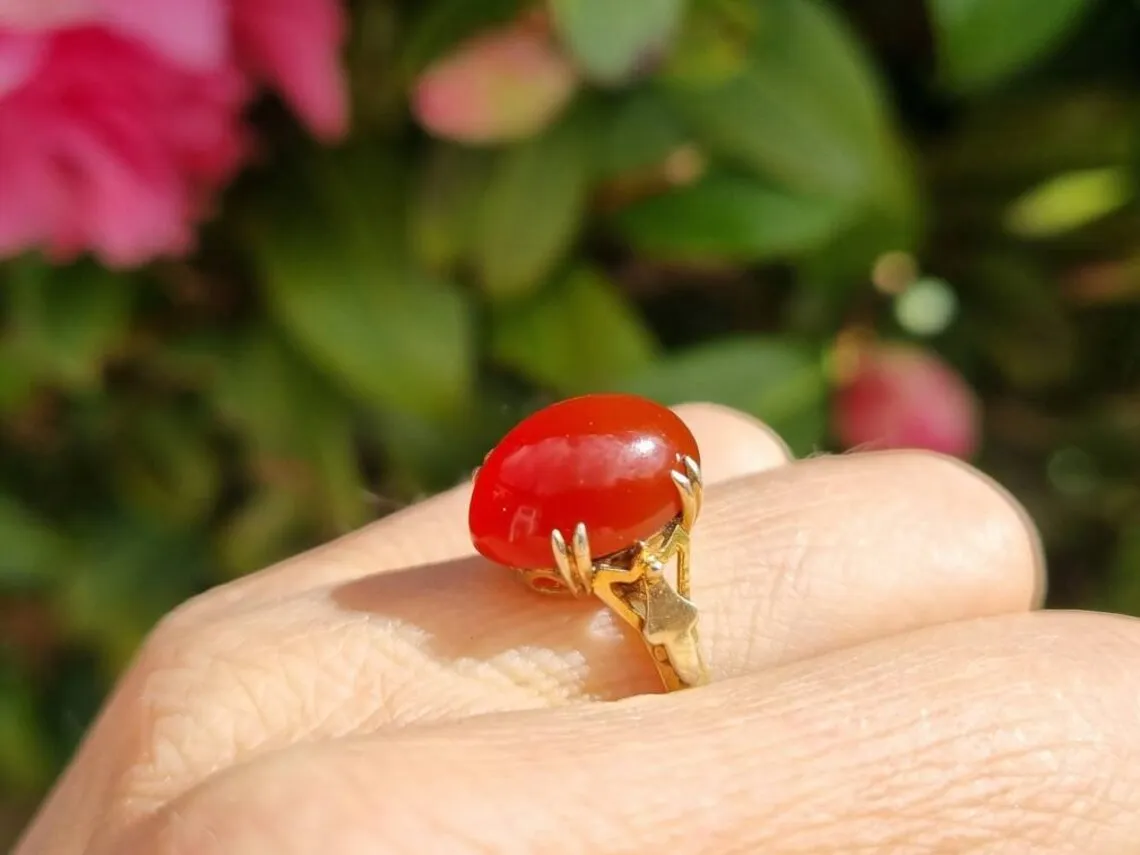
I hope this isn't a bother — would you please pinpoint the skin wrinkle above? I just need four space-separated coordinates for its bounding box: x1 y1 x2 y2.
765 625 1125 850
701 454 1036 665
127 613 1140 855
750 635 1115 852
136 612 383 786
139 594 615 809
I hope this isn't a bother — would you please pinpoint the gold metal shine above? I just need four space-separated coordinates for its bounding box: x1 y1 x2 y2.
516 455 709 691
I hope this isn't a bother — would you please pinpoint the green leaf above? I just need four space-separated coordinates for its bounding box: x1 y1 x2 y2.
409 144 496 273
612 337 828 454
211 331 368 534
668 0 921 275
0 660 52 792
615 169 849 262
665 0 908 206
267 259 473 420
0 494 65 589
929 0 1093 92
376 403 511 499
474 109 594 299
0 342 36 414
491 267 659 393
58 514 211 673
664 0 763 85
8 259 132 390
596 88 689 178
1005 167 1132 238
798 183 922 289
251 151 475 420
211 332 325 453
550 0 686 84
111 409 220 527
400 0 524 76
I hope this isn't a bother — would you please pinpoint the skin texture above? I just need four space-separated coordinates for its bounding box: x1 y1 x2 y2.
15 403 1140 855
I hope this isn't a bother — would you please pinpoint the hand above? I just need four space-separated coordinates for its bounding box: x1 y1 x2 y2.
15 404 1140 854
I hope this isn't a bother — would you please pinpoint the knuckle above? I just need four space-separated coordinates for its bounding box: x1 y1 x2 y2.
106 609 328 822
888 449 1028 530
146 586 231 642
882 449 1043 599
118 604 401 814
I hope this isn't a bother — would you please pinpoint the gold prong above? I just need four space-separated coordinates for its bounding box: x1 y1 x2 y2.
684 455 702 521
551 525 595 597
571 523 592 592
675 533 691 600
550 529 581 595
684 455 702 486
671 456 702 531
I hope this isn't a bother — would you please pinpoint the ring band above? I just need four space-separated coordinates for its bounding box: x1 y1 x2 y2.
467 394 710 693
519 455 708 691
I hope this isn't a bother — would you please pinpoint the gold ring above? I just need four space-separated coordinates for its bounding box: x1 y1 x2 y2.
468 393 709 692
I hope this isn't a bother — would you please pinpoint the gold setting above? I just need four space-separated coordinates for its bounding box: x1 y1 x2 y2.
516 455 708 691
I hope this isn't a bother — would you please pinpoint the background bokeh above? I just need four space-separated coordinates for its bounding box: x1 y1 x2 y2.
3 0 1140 841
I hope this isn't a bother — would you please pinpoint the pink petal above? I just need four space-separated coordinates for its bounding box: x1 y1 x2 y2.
0 0 94 29
71 125 194 265
100 0 227 69
0 28 248 268
231 0 347 138
0 116 62 253
0 0 225 70
0 30 45 97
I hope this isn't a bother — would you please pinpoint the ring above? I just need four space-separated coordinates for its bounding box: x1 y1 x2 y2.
468 393 709 691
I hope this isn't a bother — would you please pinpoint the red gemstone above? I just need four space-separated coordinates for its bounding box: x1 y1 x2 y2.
468 393 699 569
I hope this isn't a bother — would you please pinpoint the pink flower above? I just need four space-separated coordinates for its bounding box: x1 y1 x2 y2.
0 0 346 268
0 0 227 68
0 29 247 266
232 0 347 139
832 343 981 458
412 14 578 144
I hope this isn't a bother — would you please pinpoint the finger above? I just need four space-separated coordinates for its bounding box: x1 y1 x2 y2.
74 449 1041 839
201 402 793 610
11 403 792 852
130 610 1140 855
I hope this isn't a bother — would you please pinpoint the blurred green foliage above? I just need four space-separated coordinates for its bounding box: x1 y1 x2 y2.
3 0 1140 834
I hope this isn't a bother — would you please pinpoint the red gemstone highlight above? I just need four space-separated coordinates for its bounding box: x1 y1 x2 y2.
468 393 699 569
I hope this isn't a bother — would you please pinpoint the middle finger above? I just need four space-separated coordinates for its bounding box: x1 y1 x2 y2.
104 451 1043 825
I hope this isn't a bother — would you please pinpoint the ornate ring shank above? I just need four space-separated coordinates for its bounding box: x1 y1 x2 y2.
514 454 708 693
647 626 707 692
519 559 708 691
519 508 709 692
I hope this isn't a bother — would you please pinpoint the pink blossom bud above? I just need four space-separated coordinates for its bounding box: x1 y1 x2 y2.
832 344 981 458
411 16 578 144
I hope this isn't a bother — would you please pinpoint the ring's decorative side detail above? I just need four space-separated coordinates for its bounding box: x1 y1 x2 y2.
468 393 709 691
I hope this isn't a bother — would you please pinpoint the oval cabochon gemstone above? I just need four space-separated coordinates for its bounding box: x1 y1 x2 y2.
468 393 700 569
